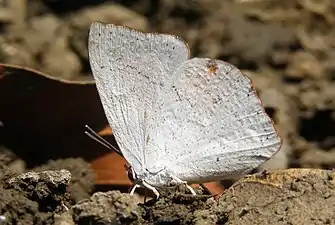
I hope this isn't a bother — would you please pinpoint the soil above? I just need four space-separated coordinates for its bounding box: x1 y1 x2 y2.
0 0 335 224
0 168 334 224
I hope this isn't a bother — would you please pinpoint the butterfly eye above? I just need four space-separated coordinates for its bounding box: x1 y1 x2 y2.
125 164 136 182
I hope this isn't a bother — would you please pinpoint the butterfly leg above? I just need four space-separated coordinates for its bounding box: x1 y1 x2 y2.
129 183 141 195
170 174 196 195
142 181 160 199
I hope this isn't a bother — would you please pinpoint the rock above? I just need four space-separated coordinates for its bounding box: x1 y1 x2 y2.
0 187 46 225
72 191 140 225
6 170 71 212
285 51 324 80
34 158 95 203
215 169 335 224
54 211 75 225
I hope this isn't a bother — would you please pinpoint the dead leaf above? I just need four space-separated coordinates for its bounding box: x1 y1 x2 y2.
0 63 113 164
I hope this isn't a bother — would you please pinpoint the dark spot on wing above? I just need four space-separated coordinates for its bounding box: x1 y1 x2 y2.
146 135 150 145
172 85 182 101
247 86 254 97
213 97 220 105
206 59 218 75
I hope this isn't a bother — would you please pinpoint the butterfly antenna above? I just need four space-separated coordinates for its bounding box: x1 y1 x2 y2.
84 125 123 156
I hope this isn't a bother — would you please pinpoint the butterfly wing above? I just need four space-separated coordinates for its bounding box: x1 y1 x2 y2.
88 22 189 174
146 58 281 183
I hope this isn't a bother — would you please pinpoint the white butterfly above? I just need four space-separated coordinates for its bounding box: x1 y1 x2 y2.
88 22 281 198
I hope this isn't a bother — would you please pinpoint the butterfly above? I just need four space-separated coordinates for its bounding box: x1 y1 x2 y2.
88 22 281 198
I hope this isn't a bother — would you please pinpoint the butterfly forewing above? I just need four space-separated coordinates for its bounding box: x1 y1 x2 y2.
88 22 190 174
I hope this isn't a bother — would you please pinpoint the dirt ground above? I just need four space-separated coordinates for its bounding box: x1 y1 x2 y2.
0 0 335 224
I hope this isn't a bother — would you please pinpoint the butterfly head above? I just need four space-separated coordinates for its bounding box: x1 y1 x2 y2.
125 164 137 182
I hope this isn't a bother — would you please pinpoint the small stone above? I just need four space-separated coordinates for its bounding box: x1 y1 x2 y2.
285 51 324 80
72 191 140 225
